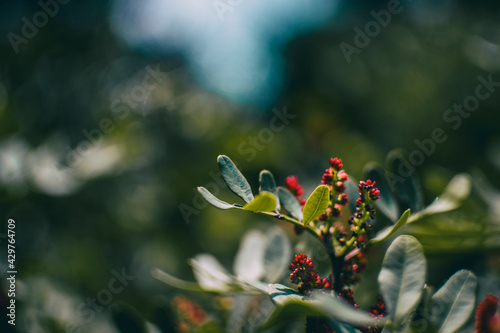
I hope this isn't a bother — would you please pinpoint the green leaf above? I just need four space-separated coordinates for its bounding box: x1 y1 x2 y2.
278 187 303 221
151 267 205 292
268 284 305 305
471 168 500 215
326 320 361 333
155 259 266 295
429 270 477 333
378 235 426 327
387 150 424 212
197 186 235 210
364 162 400 222
408 174 471 223
405 215 500 253
370 209 411 244
410 285 436 333
265 284 384 329
313 293 386 328
243 192 277 213
190 254 234 292
259 170 280 211
233 230 266 282
217 155 254 203
303 185 330 225
263 227 292 283
227 295 274 333
234 277 268 293
233 227 291 285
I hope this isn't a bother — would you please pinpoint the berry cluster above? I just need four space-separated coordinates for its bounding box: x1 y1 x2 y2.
355 180 381 219
361 295 387 333
285 157 384 333
289 253 332 294
172 295 208 332
337 179 380 259
368 295 386 318
475 294 500 333
339 252 368 286
285 176 306 207
290 255 386 332
320 158 350 220
338 288 359 309
284 176 308 235
289 253 386 332
337 289 386 333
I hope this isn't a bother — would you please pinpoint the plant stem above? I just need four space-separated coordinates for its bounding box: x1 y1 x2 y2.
259 211 320 239
261 209 345 292
332 255 344 293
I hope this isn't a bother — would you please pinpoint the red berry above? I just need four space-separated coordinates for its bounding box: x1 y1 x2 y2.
337 170 348 181
330 157 343 171
476 295 500 333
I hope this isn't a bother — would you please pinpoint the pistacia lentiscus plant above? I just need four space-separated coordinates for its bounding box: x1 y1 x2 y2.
154 155 486 333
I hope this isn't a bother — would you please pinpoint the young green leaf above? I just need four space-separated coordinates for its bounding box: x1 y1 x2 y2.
259 170 280 211
370 209 411 244
217 155 254 203
263 227 292 283
233 230 266 282
303 185 330 225
364 162 400 222
197 186 235 210
243 192 277 213
278 187 303 221
378 235 426 328
429 270 477 333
